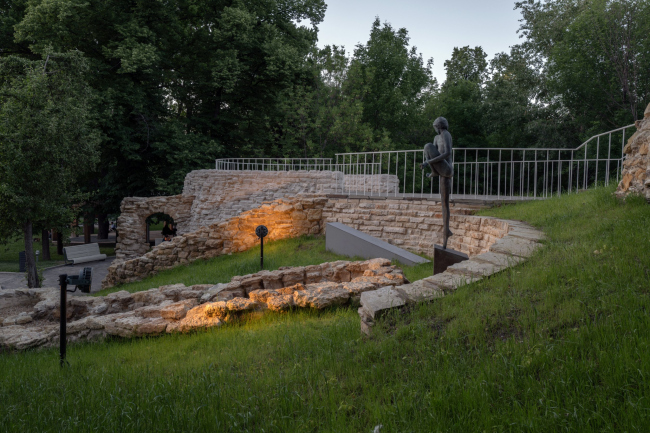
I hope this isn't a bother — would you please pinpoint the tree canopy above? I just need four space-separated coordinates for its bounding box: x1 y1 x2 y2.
0 52 100 286
1 0 648 226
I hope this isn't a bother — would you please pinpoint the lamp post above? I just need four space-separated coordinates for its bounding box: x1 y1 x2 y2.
255 225 268 270
58 268 93 367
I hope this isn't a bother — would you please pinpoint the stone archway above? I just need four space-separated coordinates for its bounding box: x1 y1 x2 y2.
115 195 194 262
145 212 176 245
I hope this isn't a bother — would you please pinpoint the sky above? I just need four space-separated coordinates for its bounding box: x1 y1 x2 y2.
315 0 525 83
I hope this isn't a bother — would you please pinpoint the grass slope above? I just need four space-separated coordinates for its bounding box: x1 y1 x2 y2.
97 235 433 296
1 186 650 432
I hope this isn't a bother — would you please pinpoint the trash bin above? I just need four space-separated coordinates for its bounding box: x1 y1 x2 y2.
19 251 26 272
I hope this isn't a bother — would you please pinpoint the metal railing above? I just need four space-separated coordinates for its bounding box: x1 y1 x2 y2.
215 124 635 199
215 158 335 171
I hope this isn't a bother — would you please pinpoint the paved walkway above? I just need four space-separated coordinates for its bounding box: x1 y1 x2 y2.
0 257 115 294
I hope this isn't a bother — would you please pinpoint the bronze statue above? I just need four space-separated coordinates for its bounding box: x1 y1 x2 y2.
421 117 453 248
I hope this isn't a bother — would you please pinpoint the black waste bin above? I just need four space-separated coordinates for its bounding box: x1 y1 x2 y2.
19 251 26 272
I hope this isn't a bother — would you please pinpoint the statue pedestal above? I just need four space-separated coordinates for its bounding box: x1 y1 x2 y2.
433 245 469 275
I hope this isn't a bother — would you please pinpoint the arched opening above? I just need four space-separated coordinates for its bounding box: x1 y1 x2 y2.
145 213 176 246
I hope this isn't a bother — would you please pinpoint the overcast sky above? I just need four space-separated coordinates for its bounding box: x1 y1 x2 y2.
315 0 525 83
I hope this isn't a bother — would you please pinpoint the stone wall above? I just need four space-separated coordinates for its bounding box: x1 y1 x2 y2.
115 195 195 261
183 170 344 232
322 197 505 257
342 174 399 195
105 196 328 288
616 103 650 200
358 221 545 335
106 193 508 288
115 170 343 262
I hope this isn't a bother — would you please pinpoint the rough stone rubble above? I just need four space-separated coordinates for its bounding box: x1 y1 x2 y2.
358 220 545 335
0 258 406 351
616 102 650 200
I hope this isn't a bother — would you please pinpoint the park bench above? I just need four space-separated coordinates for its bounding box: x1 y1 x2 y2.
63 243 107 265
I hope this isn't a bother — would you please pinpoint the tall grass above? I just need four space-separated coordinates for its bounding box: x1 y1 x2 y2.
1 185 650 432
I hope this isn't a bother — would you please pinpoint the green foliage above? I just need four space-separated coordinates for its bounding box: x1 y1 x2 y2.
443 45 488 84
3 187 650 431
0 0 648 230
516 0 650 128
11 0 327 214
0 52 100 286
350 18 435 148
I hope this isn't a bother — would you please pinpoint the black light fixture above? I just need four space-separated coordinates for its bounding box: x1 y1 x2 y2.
255 225 268 270
58 267 93 366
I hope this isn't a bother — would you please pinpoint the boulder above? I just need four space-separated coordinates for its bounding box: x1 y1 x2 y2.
166 302 224 332
293 284 350 309
266 294 295 311
226 297 259 312
281 267 305 286
160 299 198 320
0 325 55 350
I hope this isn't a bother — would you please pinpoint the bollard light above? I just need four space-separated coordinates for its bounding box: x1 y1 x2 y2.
58 267 93 367
255 225 268 270
35 250 39 264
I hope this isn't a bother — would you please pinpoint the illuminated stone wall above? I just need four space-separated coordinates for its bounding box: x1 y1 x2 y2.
105 196 328 288
109 170 510 288
115 170 344 261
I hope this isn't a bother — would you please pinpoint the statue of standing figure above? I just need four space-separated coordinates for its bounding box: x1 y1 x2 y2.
421 117 453 248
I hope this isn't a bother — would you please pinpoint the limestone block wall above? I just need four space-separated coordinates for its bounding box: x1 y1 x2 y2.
105 196 328 288
115 170 344 262
342 174 399 195
183 170 344 232
322 197 509 257
115 195 195 261
617 103 650 200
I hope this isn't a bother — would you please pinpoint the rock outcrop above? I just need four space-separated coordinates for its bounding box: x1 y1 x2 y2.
616 103 650 200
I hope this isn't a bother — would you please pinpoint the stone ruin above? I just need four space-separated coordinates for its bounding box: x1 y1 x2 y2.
115 170 400 262
0 258 407 350
616 102 650 200
114 170 344 262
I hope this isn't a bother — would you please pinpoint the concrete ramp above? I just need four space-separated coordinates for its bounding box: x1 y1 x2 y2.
326 222 430 266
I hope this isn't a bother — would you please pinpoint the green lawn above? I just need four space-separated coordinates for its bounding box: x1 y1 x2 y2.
0 237 114 272
2 185 650 432
97 235 433 296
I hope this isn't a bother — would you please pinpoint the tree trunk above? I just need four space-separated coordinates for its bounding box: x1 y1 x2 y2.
24 220 39 288
57 231 63 255
97 213 109 240
83 213 92 244
41 229 51 261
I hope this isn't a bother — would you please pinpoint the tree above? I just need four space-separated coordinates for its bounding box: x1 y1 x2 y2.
443 46 488 85
350 18 435 148
273 45 379 157
516 0 650 130
0 52 100 287
425 46 488 148
11 0 326 219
